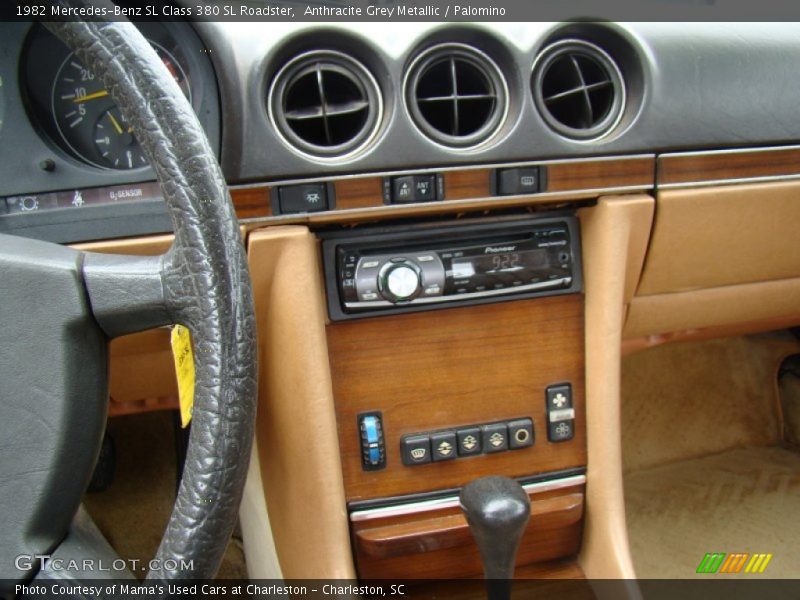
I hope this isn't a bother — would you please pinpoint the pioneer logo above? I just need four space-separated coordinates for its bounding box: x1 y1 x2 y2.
485 245 516 253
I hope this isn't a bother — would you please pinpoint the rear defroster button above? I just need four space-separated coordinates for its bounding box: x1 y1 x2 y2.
401 434 432 465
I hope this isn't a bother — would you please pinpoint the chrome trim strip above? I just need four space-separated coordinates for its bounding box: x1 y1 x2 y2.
658 173 800 190
345 277 572 309
349 474 586 523
658 144 800 159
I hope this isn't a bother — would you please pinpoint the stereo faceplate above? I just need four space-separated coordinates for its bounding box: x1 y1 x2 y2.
321 216 582 320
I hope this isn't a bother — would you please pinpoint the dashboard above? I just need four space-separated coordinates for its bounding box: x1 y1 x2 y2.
4 15 800 586
3 22 800 242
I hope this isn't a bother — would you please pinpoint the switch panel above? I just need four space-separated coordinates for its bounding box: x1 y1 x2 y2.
400 417 533 466
546 383 575 442
383 173 444 204
358 412 386 471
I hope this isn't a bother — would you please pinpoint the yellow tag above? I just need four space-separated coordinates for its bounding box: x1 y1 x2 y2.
170 324 195 428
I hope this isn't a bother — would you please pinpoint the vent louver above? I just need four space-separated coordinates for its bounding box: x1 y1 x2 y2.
532 40 625 141
406 44 507 148
269 51 381 157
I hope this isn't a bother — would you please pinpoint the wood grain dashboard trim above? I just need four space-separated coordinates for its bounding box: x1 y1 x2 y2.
658 144 800 188
231 154 655 224
327 294 586 503
351 480 585 579
354 492 583 560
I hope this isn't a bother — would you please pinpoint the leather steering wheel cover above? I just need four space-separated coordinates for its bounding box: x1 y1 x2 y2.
46 8 257 580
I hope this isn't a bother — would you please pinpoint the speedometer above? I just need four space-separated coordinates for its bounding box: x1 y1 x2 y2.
50 42 191 170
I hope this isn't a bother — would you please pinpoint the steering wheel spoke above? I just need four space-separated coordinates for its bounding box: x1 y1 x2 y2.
82 251 171 338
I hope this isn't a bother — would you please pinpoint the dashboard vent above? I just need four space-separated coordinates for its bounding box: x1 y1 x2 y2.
406 44 507 148
532 40 625 141
269 51 381 158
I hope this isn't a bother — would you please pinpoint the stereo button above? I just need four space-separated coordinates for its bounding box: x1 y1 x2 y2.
424 284 442 296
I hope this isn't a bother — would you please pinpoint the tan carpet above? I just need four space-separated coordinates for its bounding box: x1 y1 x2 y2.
625 446 800 578
83 411 246 579
622 334 800 579
622 334 799 473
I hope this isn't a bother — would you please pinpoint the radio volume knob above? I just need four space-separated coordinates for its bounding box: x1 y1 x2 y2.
379 260 422 303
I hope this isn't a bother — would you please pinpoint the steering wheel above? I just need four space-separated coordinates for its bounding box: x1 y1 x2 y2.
0 6 257 591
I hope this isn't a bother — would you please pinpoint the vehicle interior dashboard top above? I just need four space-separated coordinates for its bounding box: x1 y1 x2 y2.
2 21 800 242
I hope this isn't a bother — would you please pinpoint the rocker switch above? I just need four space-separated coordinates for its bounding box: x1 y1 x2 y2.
358 412 386 471
546 383 575 442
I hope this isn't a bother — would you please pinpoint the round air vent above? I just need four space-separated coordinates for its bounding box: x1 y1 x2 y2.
405 44 507 148
532 40 625 141
269 51 382 158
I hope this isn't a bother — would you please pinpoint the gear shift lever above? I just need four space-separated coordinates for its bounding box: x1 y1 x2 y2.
459 476 531 600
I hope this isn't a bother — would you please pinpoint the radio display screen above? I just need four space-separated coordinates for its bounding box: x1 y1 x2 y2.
451 248 550 279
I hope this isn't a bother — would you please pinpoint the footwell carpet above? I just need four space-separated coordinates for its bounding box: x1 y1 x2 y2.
83 411 247 579
622 334 800 579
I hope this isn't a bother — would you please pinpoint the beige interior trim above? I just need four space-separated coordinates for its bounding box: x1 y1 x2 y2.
622 313 800 355
624 278 800 340
577 194 654 587
73 233 174 256
240 443 283 579
637 181 800 295
247 226 355 579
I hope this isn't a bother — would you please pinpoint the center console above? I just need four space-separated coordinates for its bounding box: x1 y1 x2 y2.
320 214 587 579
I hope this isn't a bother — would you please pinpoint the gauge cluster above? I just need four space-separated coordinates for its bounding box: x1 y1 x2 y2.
0 19 220 242
23 22 208 172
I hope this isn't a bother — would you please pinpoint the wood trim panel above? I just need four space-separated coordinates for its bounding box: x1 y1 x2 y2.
355 492 583 559
658 145 800 186
231 186 272 219
230 155 654 225
548 156 654 192
334 177 384 210
327 295 586 502
444 168 492 200
352 484 584 579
